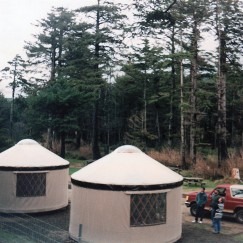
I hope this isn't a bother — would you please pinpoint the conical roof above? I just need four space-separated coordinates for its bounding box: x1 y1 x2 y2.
71 145 183 190
0 139 69 169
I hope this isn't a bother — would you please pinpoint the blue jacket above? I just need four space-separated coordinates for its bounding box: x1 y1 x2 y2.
196 191 207 206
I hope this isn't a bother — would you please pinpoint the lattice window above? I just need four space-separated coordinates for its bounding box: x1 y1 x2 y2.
130 193 166 226
16 173 46 197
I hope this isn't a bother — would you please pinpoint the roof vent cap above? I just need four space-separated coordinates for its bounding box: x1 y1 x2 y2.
17 139 39 145
114 145 142 153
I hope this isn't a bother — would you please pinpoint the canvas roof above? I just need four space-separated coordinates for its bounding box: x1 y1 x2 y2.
0 139 69 168
72 145 183 186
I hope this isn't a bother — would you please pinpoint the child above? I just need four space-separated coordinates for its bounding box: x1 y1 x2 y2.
210 190 220 226
212 197 224 234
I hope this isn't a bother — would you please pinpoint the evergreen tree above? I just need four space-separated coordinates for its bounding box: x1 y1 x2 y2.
211 0 243 166
0 94 12 150
27 78 82 158
75 0 127 159
2 55 27 141
24 7 76 152
25 7 75 82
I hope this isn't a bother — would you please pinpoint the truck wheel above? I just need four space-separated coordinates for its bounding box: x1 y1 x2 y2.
190 203 197 216
236 210 243 224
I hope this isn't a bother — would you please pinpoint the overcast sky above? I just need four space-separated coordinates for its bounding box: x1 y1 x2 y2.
0 0 101 67
0 0 215 98
0 0 99 97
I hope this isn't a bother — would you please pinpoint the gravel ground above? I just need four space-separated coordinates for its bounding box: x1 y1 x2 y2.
32 198 243 243
179 198 243 243
1 190 242 243
30 205 71 231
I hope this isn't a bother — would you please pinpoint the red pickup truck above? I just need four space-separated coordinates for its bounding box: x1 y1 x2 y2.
184 184 243 223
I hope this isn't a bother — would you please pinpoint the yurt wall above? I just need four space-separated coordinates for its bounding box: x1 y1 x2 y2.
69 186 182 243
69 145 183 243
0 168 69 213
0 139 69 213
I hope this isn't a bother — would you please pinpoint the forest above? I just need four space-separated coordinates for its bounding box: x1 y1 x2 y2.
0 0 242 173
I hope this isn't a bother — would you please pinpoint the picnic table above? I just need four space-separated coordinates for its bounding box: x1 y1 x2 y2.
183 177 205 187
168 166 181 174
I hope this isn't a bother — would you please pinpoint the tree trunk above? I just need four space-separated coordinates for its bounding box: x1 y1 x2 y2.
60 131 66 158
156 109 161 144
168 25 176 147
216 1 228 167
47 128 53 150
92 101 101 160
46 115 53 150
91 0 101 160
10 61 17 141
180 58 186 169
190 20 199 164
75 130 81 149
143 71 147 133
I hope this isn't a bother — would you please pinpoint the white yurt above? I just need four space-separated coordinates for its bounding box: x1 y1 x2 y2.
69 145 183 243
0 139 69 213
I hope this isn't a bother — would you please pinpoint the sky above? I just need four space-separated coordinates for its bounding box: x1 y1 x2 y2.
0 0 216 98
0 0 98 97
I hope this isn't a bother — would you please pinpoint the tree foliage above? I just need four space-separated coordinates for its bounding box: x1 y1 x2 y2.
1 1 242 166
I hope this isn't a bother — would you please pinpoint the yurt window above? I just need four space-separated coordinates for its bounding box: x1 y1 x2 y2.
130 193 166 227
16 172 46 197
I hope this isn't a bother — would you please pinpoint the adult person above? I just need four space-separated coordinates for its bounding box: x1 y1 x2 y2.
210 189 220 226
212 197 224 234
192 187 208 223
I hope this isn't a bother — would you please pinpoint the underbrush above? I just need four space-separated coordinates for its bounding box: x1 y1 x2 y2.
147 148 181 167
67 145 243 182
148 147 243 182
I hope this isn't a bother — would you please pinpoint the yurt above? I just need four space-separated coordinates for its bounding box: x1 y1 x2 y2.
69 145 183 243
0 139 69 213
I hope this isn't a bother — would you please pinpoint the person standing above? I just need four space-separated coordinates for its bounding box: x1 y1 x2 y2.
192 187 208 223
210 190 220 226
212 197 224 234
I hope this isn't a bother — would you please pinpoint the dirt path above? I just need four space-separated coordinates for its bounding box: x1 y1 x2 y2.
179 198 243 242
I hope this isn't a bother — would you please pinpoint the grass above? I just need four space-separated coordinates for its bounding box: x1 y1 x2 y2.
234 234 243 242
183 180 218 192
67 158 87 165
0 229 36 242
203 180 218 189
69 167 80 175
67 158 88 175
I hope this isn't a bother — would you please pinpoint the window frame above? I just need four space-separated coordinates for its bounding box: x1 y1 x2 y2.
231 187 243 198
128 190 168 227
15 171 47 197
